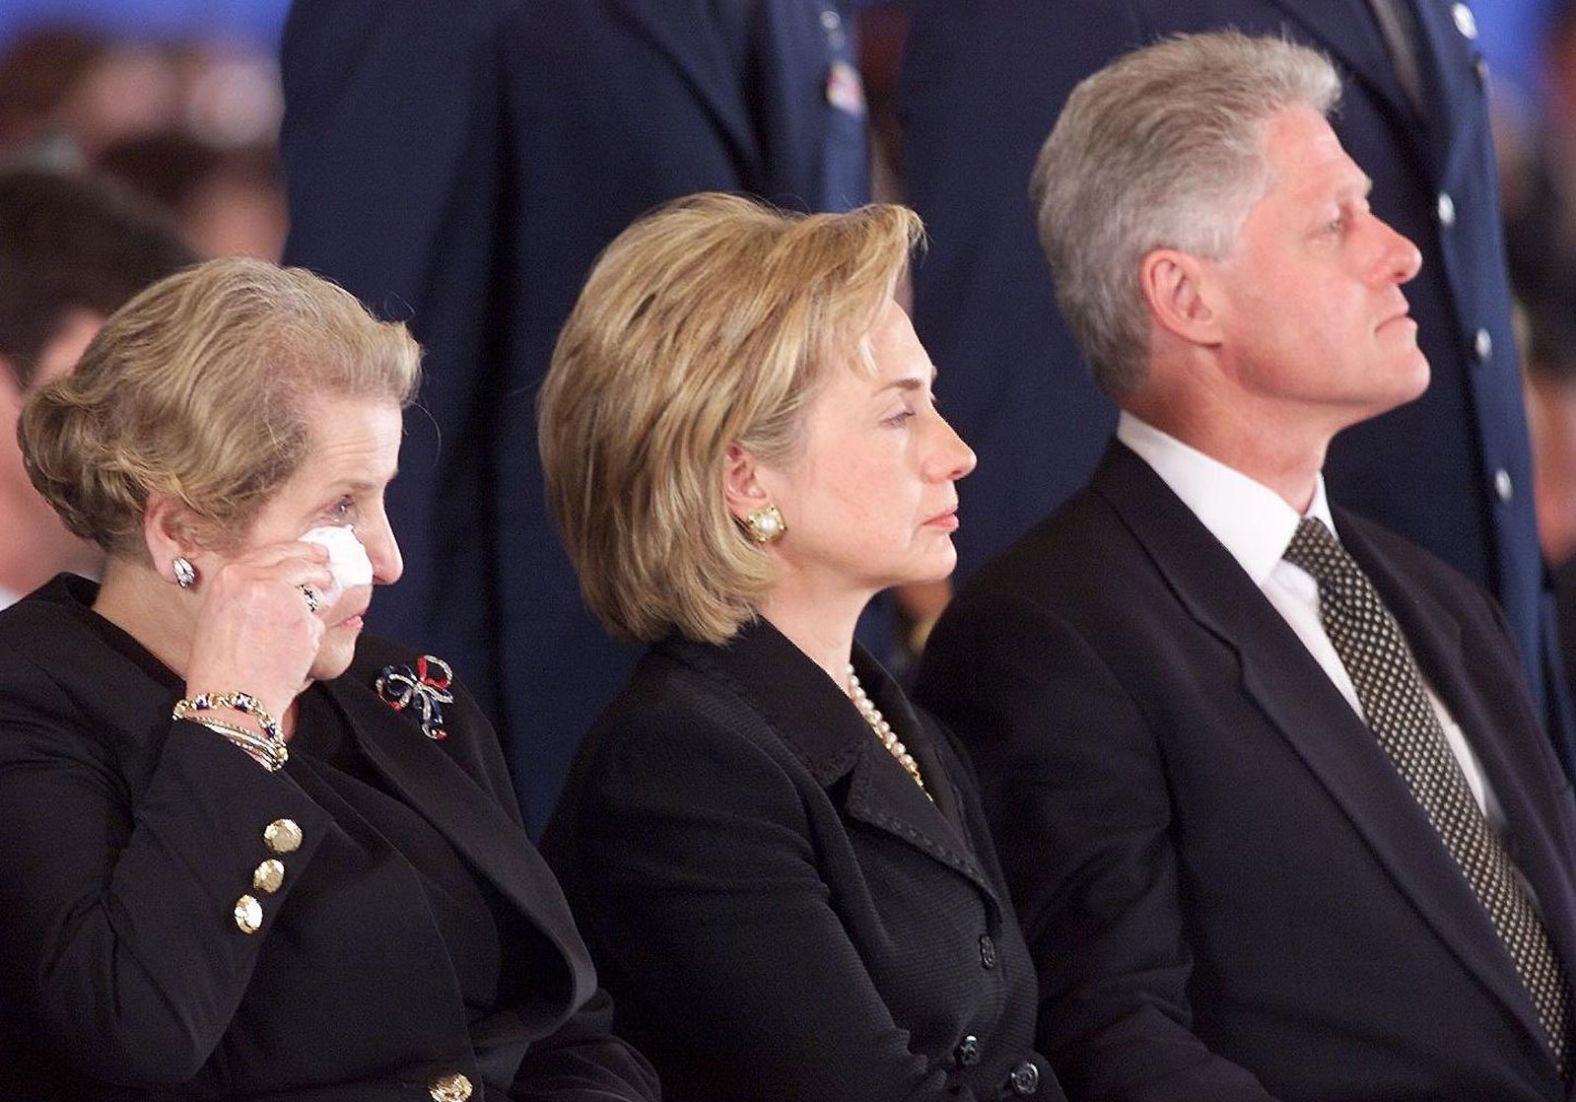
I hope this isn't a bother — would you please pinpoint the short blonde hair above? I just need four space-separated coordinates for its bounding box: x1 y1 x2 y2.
20 256 421 554
539 192 922 644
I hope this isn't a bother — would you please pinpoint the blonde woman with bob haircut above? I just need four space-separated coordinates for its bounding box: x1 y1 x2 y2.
0 257 658 1101
541 193 1057 1102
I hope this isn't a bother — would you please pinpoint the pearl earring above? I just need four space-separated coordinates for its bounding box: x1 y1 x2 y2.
745 503 786 544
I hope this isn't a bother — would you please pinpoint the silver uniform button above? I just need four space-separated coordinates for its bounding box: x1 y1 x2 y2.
1452 2 1478 40
1473 328 1492 363
1437 192 1456 228
820 8 841 31
1495 469 1514 503
234 894 263 934
429 1072 473 1102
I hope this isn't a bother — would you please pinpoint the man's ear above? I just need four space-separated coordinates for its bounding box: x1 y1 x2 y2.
1140 248 1224 348
723 443 771 524
143 494 212 584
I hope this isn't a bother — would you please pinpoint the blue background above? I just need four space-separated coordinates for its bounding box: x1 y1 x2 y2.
0 0 1555 100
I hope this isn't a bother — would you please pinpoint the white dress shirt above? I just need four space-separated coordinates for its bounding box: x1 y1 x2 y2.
1117 412 1505 827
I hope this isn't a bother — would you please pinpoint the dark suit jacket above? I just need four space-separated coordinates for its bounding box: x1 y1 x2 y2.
278 0 869 832
915 444 1576 1102
898 0 1574 762
545 619 1059 1102
0 575 657 1101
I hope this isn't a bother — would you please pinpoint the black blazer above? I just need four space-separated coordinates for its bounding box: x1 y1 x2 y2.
0 576 657 1101
898 0 1573 756
546 618 1058 1102
916 444 1576 1102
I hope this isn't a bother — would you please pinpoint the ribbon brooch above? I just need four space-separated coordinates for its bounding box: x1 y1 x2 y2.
375 655 455 740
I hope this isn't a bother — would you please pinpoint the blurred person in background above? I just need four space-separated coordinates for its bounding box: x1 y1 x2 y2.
1523 333 1576 699
280 0 873 833
0 25 179 159
0 22 287 263
1504 0 1576 717
0 163 194 608
99 132 287 260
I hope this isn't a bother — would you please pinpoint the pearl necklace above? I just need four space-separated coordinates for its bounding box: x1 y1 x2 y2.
847 665 930 798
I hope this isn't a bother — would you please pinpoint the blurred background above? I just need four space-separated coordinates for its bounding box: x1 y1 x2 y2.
7 0 1576 642
0 0 291 261
2 0 1553 264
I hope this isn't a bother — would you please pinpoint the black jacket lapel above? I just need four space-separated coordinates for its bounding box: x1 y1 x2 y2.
1093 443 1553 1049
673 621 998 904
321 672 599 1011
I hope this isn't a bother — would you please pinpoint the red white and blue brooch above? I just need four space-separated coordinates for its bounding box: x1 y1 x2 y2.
375 655 455 740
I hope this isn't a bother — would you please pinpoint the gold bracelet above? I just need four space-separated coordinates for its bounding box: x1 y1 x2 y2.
173 691 282 740
174 692 287 772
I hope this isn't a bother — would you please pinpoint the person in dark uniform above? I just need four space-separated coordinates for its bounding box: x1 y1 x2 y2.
279 0 873 831
0 257 658 1101
540 193 1056 1102
899 0 1575 769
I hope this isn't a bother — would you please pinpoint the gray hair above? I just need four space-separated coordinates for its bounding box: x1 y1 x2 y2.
1031 32 1340 395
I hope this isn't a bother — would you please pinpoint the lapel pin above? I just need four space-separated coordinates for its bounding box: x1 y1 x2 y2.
376 655 455 740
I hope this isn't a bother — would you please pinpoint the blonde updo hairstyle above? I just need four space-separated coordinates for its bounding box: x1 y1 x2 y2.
20 256 421 557
539 192 922 644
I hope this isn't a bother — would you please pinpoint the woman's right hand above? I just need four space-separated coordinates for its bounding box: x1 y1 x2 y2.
181 540 334 731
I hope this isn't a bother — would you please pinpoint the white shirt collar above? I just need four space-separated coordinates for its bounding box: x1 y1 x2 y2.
1115 411 1337 585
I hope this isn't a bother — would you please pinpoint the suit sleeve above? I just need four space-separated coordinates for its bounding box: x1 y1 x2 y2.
558 707 1003 1102
917 591 1280 1102
0 650 332 1085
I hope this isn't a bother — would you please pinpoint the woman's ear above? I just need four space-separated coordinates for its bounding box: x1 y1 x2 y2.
143 494 208 584
723 443 770 524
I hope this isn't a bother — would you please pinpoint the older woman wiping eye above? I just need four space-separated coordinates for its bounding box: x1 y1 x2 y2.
0 257 658 1102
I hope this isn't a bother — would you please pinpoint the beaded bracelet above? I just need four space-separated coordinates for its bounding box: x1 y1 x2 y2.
172 692 287 772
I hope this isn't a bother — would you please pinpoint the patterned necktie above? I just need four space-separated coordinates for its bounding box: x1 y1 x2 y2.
1284 517 1572 1075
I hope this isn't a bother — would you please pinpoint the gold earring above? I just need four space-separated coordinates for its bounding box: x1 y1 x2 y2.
745 503 786 544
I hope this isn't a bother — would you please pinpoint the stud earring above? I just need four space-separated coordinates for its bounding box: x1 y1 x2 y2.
172 556 198 589
745 503 786 544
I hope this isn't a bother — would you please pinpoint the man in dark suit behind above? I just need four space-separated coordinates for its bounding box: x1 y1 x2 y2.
917 33 1576 1102
900 0 1576 768
278 0 870 831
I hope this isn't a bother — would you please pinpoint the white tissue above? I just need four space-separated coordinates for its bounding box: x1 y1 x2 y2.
299 525 374 604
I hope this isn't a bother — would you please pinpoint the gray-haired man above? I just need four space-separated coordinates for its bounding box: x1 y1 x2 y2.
919 32 1576 1102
